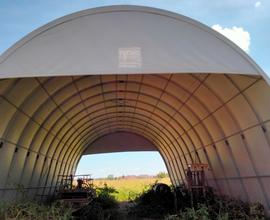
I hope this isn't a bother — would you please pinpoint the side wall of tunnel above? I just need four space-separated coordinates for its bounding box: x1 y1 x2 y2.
0 74 270 212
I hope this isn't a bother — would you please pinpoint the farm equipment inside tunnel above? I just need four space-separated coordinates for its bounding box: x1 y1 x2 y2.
0 5 270 216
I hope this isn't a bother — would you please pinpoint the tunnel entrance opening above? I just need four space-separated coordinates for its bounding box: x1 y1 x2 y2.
73 151 173 219
75 151 171 201
74 130 172 199
76 152 169 179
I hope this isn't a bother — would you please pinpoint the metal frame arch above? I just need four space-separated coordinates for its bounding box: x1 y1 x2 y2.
73 128 177 184
69 121 182 181
47 106 188 189
30 80 227 193
223 75 270 207
20 74 219 177
26 83 198 185
41 95 199 188
44 111 187 193
69 127 178 187
0 74 232 196
44 121 181 196
37 80 206 163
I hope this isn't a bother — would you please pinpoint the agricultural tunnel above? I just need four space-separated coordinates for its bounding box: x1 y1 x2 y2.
0 5 270 213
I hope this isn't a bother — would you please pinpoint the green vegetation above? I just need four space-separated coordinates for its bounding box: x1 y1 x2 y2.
0 178 266 219
95 183 119 210
73 183 119 220
166 201 265 220
165 204 213 220
156 171 169 179
0 201 73 220
128 183 174 218
94 176 171 201
128 185 266 220
106 174 115 180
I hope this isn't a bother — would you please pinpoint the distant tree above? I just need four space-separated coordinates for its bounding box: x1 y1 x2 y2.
107 174 114 180
156 172 168 179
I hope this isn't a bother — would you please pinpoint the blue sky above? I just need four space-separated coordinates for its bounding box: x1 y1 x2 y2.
76 152 167 178
0 0 269 178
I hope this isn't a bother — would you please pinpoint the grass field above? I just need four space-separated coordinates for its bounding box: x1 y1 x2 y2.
93 177 171 201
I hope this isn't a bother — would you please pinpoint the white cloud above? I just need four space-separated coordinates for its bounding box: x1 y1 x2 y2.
212 24 251 53
255 1 261 8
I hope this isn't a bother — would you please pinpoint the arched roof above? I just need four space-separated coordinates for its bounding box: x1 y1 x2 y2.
0 5 270 214
0 5 267 82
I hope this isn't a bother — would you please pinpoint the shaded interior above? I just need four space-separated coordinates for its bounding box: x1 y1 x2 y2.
0 73 270 212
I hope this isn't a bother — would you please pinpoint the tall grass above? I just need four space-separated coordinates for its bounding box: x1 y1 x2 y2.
0 201 73 220
94 177 171 201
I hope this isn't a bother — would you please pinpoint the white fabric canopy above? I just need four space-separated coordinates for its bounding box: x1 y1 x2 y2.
0 5 267 82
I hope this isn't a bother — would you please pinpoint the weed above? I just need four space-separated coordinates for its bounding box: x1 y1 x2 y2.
0 200 73 219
